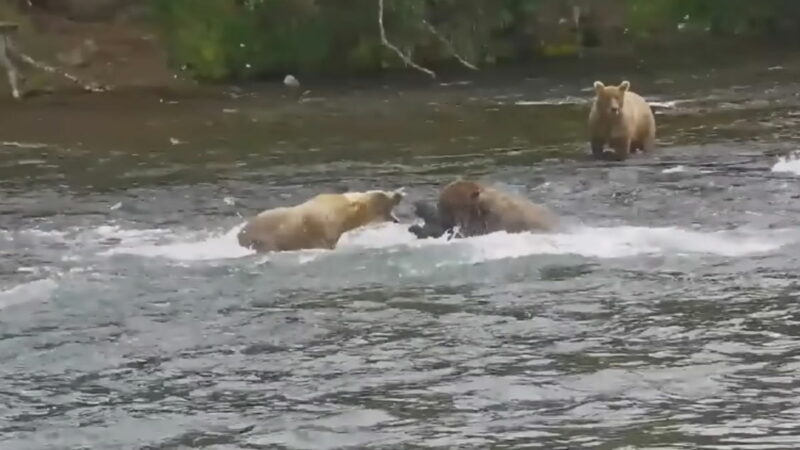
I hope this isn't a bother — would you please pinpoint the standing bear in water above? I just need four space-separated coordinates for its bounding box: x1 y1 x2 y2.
238 189 404 253
409 180 557 239
589 80 656 161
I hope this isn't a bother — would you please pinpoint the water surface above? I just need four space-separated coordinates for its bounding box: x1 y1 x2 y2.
2 52 800 449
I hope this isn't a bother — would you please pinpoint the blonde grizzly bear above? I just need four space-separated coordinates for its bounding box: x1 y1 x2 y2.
409 180 557 239
589 80 656 161
237 189 404 253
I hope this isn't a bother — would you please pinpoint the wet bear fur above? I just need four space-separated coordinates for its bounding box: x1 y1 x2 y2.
408 180 557 239
238 189 404 253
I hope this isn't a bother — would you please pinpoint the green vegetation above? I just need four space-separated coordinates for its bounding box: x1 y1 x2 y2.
625 0 800 38
150 0 800 81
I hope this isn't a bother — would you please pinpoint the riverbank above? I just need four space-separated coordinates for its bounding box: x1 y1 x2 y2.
0 3 188 98
3 0 800 100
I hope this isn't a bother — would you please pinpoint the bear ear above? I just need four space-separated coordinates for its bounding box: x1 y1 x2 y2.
593 81 605 93
619 80 630 92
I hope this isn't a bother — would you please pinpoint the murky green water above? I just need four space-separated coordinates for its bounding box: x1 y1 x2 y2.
2 51 800 449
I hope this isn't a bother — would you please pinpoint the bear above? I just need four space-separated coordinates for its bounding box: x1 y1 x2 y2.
408 180 557 239
237 189 404 253
589 80 656 161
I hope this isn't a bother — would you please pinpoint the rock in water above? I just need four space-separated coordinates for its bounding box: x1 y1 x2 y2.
283 74 300 89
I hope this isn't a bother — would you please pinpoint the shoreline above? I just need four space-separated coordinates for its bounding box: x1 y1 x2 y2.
2 3 799 101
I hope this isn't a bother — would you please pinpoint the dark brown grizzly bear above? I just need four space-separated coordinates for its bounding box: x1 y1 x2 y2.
409 180 557 239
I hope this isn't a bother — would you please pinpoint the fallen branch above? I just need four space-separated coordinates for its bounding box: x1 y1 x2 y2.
0 35 21 98
422 20 478 71
377 0 435 78
15 52 108 93
7 40 108 93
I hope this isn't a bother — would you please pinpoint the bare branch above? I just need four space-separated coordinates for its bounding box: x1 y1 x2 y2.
0 35 22 98
378 0 435 78
422 20 478 71
8 40 108 93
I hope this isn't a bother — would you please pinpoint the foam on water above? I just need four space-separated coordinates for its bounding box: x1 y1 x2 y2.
0 141 49 149
102 224 254 261
95 221 793 264
660 165 713 175
451 226 788 261
514 97 587 106
662 165 688 174
771 153 800 175
648 100 692 109
511 96 690 111
99 222 412 262
338 222 420 249
0 278 58 310
358 224 792 261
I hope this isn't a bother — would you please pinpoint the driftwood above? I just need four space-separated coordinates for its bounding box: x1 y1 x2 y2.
0 21 108 99
0 22 22 98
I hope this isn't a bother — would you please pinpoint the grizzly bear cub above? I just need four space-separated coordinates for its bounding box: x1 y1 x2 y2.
238 189 404 253
589 80 656 161
409 180 557 239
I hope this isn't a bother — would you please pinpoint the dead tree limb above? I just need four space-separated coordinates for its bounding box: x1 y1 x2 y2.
0 22 107 98
377 0 436 78
11 43 109 93
422 20 478 71
0 23 22 98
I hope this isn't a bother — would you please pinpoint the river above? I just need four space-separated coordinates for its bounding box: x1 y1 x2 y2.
1 51 800 449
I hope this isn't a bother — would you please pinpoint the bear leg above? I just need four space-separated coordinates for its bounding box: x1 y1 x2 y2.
610 138 631 161
590 139 606 158
641 135 656 152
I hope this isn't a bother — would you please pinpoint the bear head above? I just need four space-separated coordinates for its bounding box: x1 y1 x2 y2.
344 188 405 227
437 180 489 236
593 80 630 119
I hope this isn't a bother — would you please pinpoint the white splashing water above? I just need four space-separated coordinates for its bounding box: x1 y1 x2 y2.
514 97 588 106
771 153 800 175
0 278 58 310
662 165 687 174
101 222 411 262
449 226 786 261
660 165 714 175
97 221 792 263
338 222 420 249
647 100 692 109
0 141 49 149
511 97 688 109
102 224 254 261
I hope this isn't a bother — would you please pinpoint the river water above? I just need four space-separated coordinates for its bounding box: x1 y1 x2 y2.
2 52 800 449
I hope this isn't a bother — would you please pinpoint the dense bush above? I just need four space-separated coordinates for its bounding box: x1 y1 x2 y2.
625 0 800 38
150 0 800 81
